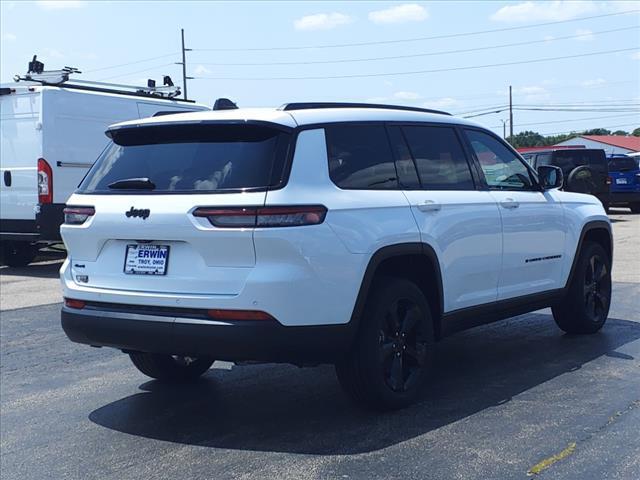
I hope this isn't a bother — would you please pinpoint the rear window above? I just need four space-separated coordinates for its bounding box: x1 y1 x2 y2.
78 124 290 193
552 150 607 174
608 157 638 172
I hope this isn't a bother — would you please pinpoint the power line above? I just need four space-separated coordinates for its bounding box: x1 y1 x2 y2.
191 26 638 67
191 47 639 81
97 63 176 81
488 113 640 129
84 53 178 73
191 10 639 52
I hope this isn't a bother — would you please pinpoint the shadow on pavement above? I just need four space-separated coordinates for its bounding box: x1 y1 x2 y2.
0 259 64 279
89 314 640 455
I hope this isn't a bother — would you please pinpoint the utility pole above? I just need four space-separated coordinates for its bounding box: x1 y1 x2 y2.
501 119 508 139
509 85 513 138
177 28 193 100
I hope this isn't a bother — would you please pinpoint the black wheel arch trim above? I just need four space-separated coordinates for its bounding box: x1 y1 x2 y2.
348 242 444 337
564 220 612 290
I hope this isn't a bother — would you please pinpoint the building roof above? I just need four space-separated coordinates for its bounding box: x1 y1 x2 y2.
580 135 640 152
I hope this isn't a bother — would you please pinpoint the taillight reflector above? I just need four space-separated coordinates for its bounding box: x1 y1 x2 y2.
207 309 274 321
64 298 86 309
193 205 327 228
63 206 95 225
37 158 53 204
606 176 612 185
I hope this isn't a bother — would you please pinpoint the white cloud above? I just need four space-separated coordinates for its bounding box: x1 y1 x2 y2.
394 91 422 100
45 48 64 59
423 97 459 109
490 1 599 22
294 12 352 31
544 35 555 43
36 1 86 10
3 32 17 42
193 65 212 75
631 51 640 60
364 96 390 103
573 28 594 41
369 4 428 24
519 86 547 95
581 78 606 87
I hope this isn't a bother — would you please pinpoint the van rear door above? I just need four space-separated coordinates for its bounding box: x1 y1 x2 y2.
0 89 40 223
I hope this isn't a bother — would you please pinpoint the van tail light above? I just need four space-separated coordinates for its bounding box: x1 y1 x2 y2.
193 205 327 228
207 309 274 321
37 158 53 204
63 206 95 225
606 176 612 186
64 298 86 309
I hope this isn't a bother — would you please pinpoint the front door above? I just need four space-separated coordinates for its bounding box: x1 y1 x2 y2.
464 129 566 300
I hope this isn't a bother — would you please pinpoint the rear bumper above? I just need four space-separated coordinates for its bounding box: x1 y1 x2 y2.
61 305 355 364
609 191 640 206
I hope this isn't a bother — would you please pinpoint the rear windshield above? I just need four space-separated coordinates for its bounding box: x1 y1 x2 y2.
608 157 638 172
552 150 607 174
78 124 290 194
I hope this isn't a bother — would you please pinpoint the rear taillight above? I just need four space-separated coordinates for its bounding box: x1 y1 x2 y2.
63 206 95 225
193 205 327 228
64 298 86 309
37 158 53 204
606 176 612 186
207 309 274 321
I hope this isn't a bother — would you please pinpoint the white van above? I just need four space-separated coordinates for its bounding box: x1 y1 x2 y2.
0 82 209 266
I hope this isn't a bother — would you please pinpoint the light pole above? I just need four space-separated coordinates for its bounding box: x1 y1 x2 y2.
501 119 509 139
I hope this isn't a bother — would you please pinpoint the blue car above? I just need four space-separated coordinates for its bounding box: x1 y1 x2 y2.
608 154 640 213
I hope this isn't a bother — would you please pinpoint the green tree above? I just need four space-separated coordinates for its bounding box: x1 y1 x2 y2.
582 128 611 135
612 130 628 136
632 127 640 137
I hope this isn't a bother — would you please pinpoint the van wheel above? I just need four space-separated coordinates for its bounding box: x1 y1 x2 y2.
1 241 37 267
552 242 611 334
336 277 434 411
129 352 215 382
630 203 640 214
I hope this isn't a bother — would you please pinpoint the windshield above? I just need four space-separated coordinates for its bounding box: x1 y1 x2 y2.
78 123 291 194
608 157 638 172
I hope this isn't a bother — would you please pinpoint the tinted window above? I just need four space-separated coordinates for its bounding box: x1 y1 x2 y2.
326 124 398 189
79 124 290 193
535 153 552 167
387 126 420 188
466 129 535 190
401 126 474 190
608 157 638 172
552 150 607 175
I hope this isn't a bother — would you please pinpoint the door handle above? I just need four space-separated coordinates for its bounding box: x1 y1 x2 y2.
3 171 11 187
500 198 519 209
417 200 441 212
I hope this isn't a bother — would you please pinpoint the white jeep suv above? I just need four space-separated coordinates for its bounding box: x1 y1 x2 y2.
60 103 612 410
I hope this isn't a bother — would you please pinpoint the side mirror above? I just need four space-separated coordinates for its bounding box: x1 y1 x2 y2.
538 165 563 190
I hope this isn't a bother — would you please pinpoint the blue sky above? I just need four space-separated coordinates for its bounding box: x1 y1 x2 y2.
1 0 639 137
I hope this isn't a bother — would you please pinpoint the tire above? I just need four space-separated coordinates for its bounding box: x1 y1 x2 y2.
1 241 37 267
336 277 435 411
630 203 640 214
129 352 215 382
552 241 611 334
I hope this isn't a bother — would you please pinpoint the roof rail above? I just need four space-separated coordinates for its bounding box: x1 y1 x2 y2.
279 102 451 116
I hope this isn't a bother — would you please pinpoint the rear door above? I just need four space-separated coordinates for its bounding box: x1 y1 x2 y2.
608 156 639 193
391 124 502 312
0 90 41 221
463 129 566 299
61 122 290 295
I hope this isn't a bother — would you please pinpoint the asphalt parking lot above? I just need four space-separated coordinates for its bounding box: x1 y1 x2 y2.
1 210 639 480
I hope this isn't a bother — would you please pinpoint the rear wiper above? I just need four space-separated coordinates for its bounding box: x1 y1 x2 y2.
107 177 156 190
